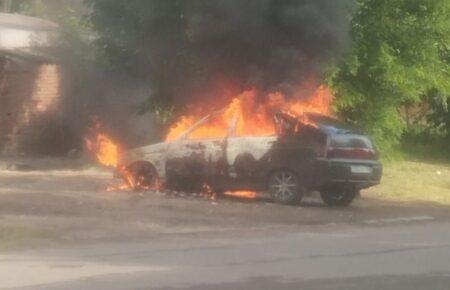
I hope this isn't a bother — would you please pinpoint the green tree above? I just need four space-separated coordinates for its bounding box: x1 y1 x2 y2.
329 0 450 155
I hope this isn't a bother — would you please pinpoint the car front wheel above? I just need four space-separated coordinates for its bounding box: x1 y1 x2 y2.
320 186 358 207
268 170 303 205
125 162 159 191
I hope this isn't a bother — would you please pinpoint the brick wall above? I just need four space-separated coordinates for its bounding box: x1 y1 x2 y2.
0 56 62 156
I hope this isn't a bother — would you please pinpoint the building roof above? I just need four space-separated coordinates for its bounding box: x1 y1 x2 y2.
0 13 58 31
0 13 60 56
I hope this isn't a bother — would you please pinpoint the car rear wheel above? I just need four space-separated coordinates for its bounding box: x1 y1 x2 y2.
320 186 358 207
268 170 303 205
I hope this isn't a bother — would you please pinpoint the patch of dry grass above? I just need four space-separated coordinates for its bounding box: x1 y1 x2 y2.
366 160 450 204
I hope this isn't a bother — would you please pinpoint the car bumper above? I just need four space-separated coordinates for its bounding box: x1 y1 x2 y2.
316 159 383 189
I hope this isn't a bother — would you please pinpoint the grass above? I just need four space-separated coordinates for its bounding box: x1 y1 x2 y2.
366 160 450 204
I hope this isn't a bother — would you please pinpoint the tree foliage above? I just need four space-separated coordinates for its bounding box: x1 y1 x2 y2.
329 0 450 154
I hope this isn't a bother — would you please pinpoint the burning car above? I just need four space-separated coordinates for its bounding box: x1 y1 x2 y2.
118 106 382 207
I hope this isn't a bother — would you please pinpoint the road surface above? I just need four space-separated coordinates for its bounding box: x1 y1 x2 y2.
0 160 449 289
2 220 450 290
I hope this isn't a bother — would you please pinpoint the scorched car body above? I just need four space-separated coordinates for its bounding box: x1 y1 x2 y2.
119 111 382 206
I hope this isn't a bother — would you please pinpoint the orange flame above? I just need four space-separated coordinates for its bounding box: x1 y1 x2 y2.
84 121 127 191
166 85 333 141
225 190 257 199
85 121 120 168
85 121 161 192
86 133 119 167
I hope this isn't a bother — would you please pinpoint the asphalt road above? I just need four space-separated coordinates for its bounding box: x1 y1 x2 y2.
0 160 449 289
2 220 450 290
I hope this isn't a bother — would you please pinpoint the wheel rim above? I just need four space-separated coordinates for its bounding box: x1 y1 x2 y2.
270 171 298 201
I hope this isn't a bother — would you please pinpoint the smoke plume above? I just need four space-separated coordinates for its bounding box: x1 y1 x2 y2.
90 0 352 108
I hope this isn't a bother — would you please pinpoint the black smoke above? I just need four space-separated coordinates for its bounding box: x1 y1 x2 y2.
89 0 352 108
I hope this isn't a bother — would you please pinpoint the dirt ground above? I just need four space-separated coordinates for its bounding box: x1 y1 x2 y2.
1 157 449 252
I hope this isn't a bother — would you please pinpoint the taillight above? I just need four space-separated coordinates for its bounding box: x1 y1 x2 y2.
327 147 378 160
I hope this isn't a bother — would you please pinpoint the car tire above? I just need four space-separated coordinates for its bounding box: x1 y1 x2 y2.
268 169 304 205
320 186 358 207
126 162 159 191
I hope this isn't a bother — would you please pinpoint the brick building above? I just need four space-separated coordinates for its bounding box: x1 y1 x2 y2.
0 13 65 156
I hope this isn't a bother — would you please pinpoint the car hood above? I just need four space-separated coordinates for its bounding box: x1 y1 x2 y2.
119 141 167 166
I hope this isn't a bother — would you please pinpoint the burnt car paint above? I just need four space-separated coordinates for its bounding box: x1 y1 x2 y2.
119 111 382 200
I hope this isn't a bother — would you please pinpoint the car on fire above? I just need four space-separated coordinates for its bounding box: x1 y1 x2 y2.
118 110 382 206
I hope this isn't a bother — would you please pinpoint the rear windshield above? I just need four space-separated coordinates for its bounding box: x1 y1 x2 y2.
306 114 352 130
330 135 373 149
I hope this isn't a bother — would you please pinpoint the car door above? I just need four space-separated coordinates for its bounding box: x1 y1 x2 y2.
225 112 278 190
226 135 278 190
165 111 230 192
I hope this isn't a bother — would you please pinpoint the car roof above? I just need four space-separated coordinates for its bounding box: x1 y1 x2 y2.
304 113 362 135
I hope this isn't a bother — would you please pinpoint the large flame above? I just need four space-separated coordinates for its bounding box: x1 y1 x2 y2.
166 85 333 141
165 84 333 200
